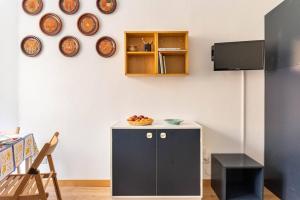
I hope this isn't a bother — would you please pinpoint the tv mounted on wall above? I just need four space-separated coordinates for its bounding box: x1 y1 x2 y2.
211 40 265 71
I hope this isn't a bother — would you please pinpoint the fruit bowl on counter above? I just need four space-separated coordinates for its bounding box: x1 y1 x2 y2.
127 115 154 126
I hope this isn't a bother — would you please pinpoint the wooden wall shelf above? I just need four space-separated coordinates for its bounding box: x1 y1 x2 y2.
125 31 189 76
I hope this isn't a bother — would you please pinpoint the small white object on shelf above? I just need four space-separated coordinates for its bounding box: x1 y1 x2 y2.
158 48 182 51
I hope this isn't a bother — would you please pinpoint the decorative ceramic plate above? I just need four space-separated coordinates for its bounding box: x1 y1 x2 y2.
21 36 42 57
77 13 99 36
59 36 80 57
59 0 80 15
23 0 43 15
40 13 62 36
96 36 116 57
97 0 117 14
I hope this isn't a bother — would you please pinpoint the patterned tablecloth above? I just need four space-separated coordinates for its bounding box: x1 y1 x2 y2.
0 134 38 181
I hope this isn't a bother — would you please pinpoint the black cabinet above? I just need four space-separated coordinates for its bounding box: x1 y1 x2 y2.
112 128 201 197
112 129 157 196
157 129 200 196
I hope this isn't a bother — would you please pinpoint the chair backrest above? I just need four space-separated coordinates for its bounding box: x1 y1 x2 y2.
30 132 59 170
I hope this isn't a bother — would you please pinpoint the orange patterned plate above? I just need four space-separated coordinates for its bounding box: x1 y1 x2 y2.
59 36 80 57
21 36 42 57
77 13 99 36
40 13 62 36
23 0 43 15
96 36 116 58
59 0 80 15
97 0 117 14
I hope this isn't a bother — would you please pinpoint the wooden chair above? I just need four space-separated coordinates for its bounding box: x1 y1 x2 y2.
0 132 62 200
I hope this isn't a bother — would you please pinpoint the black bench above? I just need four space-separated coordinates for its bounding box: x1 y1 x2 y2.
211 154 264 200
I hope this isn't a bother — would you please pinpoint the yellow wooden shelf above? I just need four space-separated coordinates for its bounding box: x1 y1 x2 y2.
125 73 156 77
158 50 188 55
126 73 189 77
125 31 189 76
127 52 155 55
156 73 189 76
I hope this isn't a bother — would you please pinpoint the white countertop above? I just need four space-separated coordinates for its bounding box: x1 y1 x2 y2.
111 120 202 129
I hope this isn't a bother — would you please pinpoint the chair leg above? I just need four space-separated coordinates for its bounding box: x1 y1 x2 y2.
52 175 62 200
35 175 48 200
47 155 62 200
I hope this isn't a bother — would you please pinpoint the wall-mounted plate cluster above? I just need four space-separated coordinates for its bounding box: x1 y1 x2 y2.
21 0 117 58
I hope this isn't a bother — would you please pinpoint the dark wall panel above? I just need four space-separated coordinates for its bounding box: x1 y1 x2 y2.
265 0 300 199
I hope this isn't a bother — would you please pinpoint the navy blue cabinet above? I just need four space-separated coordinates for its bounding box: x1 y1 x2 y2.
157 129 200 196
112 129 157 196
112 127 201 197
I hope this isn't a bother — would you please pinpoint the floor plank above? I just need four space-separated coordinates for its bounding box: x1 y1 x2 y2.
47 185 280 200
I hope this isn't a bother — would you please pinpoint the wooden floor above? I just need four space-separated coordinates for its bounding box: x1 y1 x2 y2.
47 184 280 200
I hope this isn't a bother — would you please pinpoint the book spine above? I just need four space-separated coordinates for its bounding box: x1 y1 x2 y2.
163 56 167 74
159 53 164 74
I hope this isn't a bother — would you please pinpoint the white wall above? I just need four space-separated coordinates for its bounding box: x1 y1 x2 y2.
17 0 283 179
0 0 18 129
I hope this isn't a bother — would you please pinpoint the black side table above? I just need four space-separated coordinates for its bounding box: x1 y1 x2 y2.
211 154 264 200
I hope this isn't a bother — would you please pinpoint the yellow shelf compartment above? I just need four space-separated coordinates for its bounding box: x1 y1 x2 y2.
159 53 188 75
126 54 155 75
158 31 189 50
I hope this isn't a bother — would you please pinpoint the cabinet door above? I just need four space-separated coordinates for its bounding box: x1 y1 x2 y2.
157 129 201 196
112 129 156 196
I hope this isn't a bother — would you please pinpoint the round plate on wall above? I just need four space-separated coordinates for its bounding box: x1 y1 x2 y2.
59 0 80 15
21 36 42 57
59 36 80 57
77 13 99 36
40 13 63 36
22 0 43 15
97 0 117 14
96 36 116 58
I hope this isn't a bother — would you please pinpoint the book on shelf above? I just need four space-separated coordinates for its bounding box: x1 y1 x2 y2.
159 52 163 74
163 56 167 74
158 53 167 74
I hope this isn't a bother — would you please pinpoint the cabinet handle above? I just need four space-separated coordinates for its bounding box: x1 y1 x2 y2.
160 132 167 139
146 132 153 139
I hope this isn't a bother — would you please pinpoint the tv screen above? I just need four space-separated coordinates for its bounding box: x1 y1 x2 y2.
212 40 265 71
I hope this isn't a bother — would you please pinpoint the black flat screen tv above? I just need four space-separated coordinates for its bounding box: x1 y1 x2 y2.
212 40 265 71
